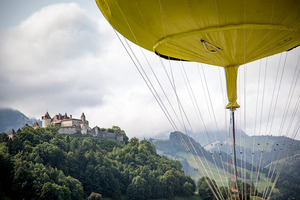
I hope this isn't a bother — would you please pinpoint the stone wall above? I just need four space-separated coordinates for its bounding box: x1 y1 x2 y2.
58 126 80 135
61 120 73 127
94 130 124 142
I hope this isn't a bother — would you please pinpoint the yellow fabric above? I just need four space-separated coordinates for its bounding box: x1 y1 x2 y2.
95 0 300 107
96 0 300 67
225 66 240 109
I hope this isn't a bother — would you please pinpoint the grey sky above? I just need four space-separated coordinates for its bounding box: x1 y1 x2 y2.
0 1 299 140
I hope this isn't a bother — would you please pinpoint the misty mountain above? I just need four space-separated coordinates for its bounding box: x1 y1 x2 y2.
190 129 249 146
148 131 300 198
205 134 300 167
0 108 41 134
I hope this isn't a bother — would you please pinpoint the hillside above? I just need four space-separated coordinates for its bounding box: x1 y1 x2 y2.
149 131 300 199
0 108 41 134
148 132 266 186
0 126 195 200
205 134 300 167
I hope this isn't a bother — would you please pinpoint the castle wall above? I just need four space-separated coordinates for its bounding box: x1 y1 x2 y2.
95 131 123 142
72 119 82 127
61 120 73 127
58 127 79 135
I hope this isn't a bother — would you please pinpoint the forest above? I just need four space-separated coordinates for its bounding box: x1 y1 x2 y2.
1 125 296 200
0 125 196 200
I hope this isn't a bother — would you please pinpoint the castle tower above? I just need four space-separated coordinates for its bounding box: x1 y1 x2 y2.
9 129 16 139
81 112 86 123
42 112 51 128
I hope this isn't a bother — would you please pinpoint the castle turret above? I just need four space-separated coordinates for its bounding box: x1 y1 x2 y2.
9 129 16 139
42 112 51 128
81 113 86 123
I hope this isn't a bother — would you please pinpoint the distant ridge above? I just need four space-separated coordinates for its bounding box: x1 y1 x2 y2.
0 108 41 134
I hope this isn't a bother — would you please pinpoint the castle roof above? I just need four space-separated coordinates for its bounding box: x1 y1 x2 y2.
32 122 39 128
42 112 51 119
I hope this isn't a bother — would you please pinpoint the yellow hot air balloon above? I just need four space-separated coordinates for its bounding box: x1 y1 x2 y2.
95 0 300 109
95 1 300 199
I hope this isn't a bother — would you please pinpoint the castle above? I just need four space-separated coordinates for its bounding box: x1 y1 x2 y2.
42 112 123 142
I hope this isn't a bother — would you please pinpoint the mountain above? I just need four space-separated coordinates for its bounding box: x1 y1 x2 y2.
148 132 267 187
205 134 300 167
0 108 41 134
190 129 249 146
149 131 300 199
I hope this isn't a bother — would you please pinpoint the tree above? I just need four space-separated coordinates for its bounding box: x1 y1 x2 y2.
126 176 148 200
198 176 218 200
183 181 194 197
0 132 8 143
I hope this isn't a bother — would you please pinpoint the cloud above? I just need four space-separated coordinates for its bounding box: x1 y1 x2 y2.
0 2 299 140
0 3 124 117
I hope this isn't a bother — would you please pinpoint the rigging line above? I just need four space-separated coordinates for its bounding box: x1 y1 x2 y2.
135 3 198 139
180 64 230 190
266 54 300 179
258 58 268 138
249 59 263 198
268 53 288 135
155 6 225 197
237 68 244 200
266 117 300 200
243 65 248 200
253 0 276 193
198 64 233 195
210 152 229 200
264 53 283 137
265 91 300 195
180 65 211 145
158 56 225 193
211 150 233 200
113 9 191 160
122 38 182 131
264 53 300 178
214 0 240 195
260 53 288 191
263 93 300 199
197 66 213 143
113 32 181 141
276 55 299 139
200 66 223 143
113 2 228 199
183 3 230 196
113 0 184 133
263 92 300 199
228 115 238 200
242 0 248 198
254 57 274 197
263 55 300 195
258 55 284 191
154 30 225 200
231 111 238 184
115 0 187 136
115 33 179 131
212 1 233 192
253 150 264 197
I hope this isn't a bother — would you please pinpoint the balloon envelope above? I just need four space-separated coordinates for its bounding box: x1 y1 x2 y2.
96 0 300 67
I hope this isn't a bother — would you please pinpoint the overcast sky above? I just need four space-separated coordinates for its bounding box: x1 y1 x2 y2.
0 1 299 141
